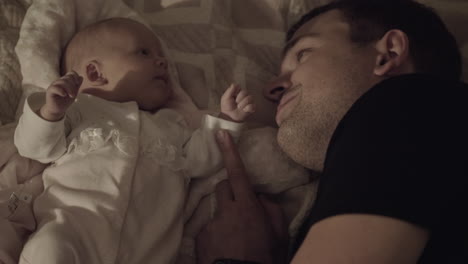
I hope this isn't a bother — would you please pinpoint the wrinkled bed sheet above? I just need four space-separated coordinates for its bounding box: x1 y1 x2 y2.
0 0 24 125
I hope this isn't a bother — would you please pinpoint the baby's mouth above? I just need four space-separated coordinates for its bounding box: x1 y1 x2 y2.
153 75 168 83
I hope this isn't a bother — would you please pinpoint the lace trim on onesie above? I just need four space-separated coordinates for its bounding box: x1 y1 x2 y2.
67 128 137 156
140 138 185 172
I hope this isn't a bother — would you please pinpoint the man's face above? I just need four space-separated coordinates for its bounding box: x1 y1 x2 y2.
269 10 382 172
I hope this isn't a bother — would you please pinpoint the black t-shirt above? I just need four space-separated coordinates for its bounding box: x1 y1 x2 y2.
293 74 468 263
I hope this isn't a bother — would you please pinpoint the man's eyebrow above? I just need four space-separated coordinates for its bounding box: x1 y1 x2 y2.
282 33 320 57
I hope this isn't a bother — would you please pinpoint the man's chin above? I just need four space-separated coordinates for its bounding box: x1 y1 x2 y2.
277 122 322 171
277 124 300 162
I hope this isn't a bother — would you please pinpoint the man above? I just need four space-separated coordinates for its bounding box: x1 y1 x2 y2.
196 0 467 263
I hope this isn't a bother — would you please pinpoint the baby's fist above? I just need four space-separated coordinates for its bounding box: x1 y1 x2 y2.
40 71 83 121
220 84 255 122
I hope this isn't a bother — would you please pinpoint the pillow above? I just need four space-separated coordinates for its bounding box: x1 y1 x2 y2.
0 0 25 125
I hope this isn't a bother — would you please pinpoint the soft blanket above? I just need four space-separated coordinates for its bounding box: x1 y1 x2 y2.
0 123 45 264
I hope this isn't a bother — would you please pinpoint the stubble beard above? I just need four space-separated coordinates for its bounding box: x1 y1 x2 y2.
277 77 373 173
277 103 338 173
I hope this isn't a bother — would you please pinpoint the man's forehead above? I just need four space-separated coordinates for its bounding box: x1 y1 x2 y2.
284 10 348 55
295 10 346 37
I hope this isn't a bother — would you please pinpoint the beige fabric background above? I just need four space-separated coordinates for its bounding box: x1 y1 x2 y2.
0 0 25 124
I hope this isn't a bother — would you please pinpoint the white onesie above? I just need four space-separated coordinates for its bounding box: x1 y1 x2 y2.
14 92 243 264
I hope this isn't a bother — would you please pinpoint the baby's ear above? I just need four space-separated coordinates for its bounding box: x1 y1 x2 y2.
85 60 108 85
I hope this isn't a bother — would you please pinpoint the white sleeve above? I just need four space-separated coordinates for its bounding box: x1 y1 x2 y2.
182 114 244 178
14 93 67 164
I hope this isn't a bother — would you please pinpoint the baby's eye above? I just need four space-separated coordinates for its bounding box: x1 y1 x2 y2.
139 49 150 56
296 48 312 62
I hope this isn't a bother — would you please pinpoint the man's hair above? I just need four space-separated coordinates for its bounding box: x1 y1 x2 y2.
287 0 462 80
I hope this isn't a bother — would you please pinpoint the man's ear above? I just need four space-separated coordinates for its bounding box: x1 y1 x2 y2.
374 29 412 76
85 60 108 86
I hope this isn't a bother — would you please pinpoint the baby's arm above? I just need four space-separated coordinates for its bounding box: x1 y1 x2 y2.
39 71 82 121
14 72 82 163
218 84 255 122
182 84 255 178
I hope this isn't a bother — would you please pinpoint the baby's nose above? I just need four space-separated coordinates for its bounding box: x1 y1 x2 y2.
155 57 167 69
263 74 292 103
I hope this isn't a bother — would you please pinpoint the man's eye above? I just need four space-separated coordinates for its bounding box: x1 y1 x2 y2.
296 49 311 62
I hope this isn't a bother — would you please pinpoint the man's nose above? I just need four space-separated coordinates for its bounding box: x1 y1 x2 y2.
263 75 292 103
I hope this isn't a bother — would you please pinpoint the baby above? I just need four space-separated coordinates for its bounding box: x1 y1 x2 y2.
14 18 255 264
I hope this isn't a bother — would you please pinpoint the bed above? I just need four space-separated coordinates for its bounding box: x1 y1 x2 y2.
0 0 467 263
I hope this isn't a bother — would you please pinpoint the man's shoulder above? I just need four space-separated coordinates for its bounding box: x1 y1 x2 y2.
366 73 467 104
373 73 466 90
340 73 467 129
326 74 467 179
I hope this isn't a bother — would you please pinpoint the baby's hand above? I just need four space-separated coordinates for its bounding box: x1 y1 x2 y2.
220 84 255 122
40 71 83 121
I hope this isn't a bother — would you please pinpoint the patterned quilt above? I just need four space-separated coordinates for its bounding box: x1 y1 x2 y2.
0 0 25 125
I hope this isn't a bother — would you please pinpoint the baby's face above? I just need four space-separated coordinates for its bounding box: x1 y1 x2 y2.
82 19 172 111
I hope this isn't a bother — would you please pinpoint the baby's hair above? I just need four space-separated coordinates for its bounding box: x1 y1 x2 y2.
60 18 133 76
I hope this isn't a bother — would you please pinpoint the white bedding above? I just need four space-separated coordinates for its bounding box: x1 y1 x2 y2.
0 0 24 124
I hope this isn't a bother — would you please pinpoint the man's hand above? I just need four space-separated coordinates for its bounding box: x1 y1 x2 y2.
39 71 83 121
196 130 288 264
220 84 256 122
